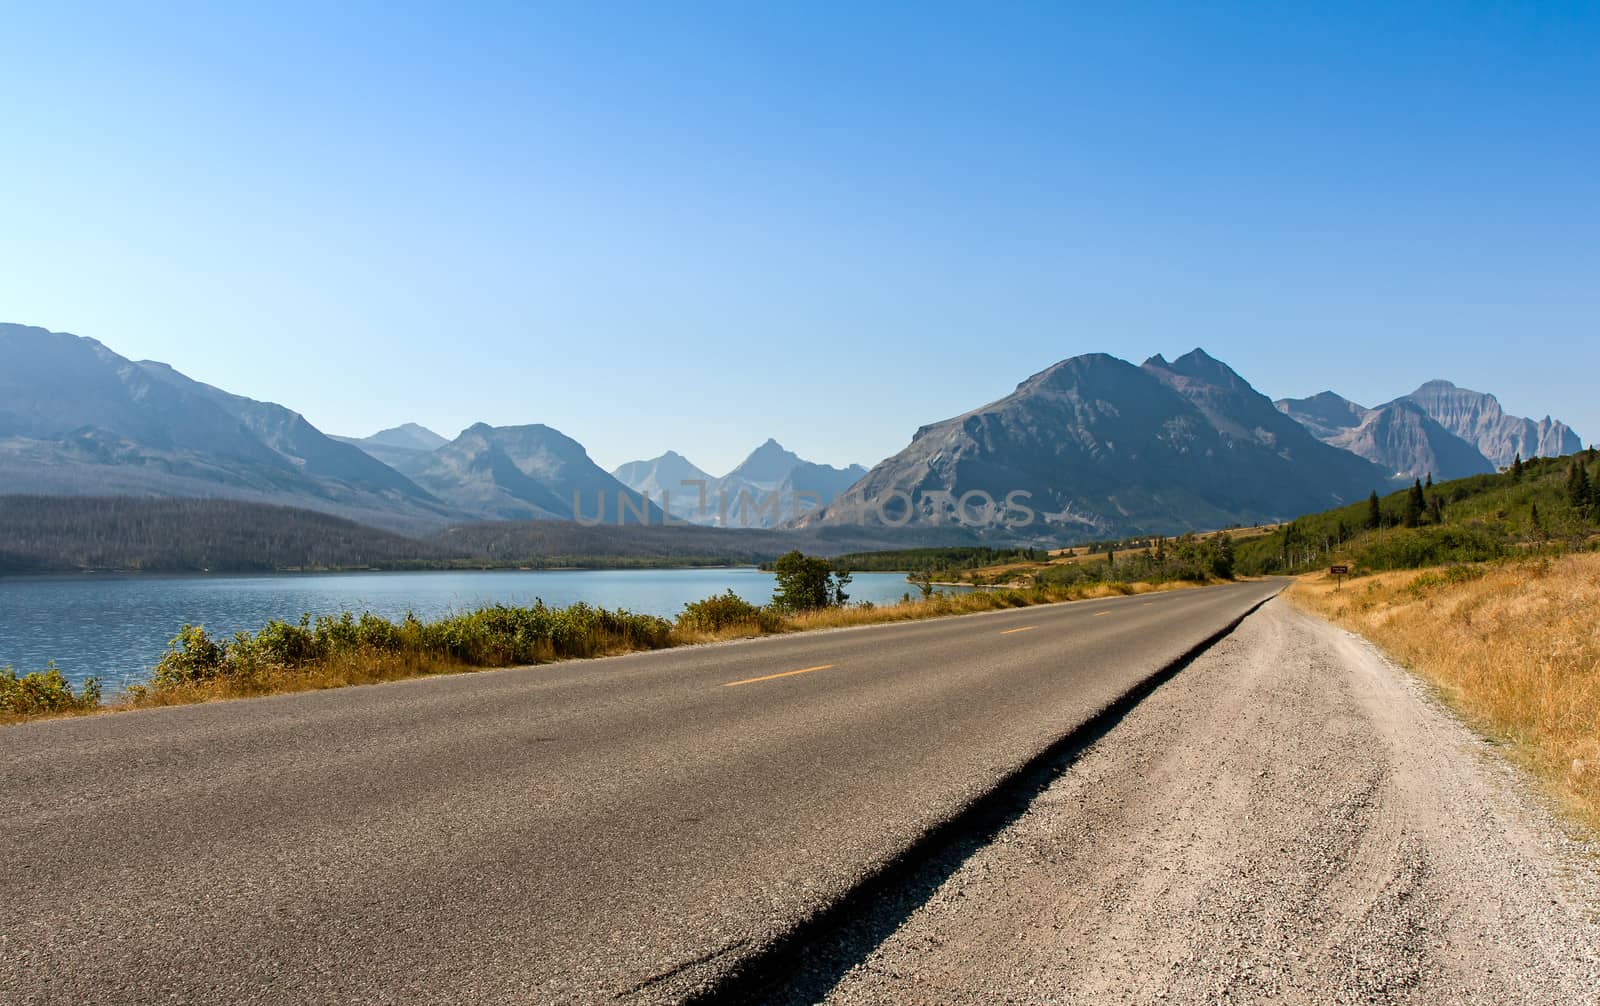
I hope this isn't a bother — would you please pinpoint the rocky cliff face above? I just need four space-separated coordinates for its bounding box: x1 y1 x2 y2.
1404 380 1581 468
1276 393 1494 481
1326 400 1493 481
801 349 1392 539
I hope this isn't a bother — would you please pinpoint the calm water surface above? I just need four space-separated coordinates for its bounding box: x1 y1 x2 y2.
0 568 936 691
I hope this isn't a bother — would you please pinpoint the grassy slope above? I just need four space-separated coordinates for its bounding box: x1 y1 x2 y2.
1289 555 1600 832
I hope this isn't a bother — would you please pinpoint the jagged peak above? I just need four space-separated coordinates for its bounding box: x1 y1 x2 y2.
1147 347 1248 389
740 437 797 459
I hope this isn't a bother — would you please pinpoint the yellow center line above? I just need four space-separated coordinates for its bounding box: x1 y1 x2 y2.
723 663 835 687
1000 625 1036 635
1094 610 1113 616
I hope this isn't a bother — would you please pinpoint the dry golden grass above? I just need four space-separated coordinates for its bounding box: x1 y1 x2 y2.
1289 552 1600 832
661 578 1202 644
116 650 485 709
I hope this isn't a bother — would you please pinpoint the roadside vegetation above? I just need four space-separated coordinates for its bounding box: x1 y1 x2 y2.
904 529 1248 589
1 664 102 719
1235 450 1600 575
1290 553 1600 832
820 546 1046 573
1 548 1203 726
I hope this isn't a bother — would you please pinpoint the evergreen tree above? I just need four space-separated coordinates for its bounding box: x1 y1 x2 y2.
1511 453 1524 482
1425 472 1433 489
1404 479 1425 528
1213 532 1235 578
1530 501 1541 531
1567 462 1591 510
771 551 851 611
1366 490 1382 530
1428 494 1443 524
1591 464 1600 516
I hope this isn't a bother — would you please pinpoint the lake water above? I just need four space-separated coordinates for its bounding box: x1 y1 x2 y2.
0 568 937 692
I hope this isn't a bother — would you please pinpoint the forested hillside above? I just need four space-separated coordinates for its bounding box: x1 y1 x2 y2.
0 497 460 572
0 497 977 573
1235 451 1600 575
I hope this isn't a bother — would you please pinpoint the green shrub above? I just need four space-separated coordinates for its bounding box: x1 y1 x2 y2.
0 663 101 716
136 600 674 698
1356 525 1506 571
677 590 781 632
151 625 231 686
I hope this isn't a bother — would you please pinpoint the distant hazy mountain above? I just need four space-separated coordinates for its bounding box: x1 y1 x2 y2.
610 451 715 521
334 423 449 474
1275 392 1494 480
0 323 460 532
1403 380 1581 468
711 440 866 527
612 439 866 527
366 423 448 451
414 423 662 523
776 458 869 516
1271 391 1370 442
803 349 1393 538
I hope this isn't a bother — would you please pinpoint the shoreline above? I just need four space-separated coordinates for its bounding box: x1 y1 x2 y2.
2 577 1206 727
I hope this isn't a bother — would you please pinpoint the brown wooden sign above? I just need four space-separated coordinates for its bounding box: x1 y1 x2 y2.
1330 564 1349 575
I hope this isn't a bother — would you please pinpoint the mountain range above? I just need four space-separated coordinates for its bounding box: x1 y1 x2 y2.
0 323 457 533
1275 383 1580 481
610 441 867 528
0 322 1584 542
803 350 1395 537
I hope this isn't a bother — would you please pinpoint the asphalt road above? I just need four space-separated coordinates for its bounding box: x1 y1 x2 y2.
1 579 1281 1004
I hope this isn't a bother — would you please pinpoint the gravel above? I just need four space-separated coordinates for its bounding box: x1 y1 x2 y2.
806 599 1600 1005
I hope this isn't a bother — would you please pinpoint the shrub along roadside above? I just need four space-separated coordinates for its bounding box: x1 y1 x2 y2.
1 664 102 718
3 575 1206 725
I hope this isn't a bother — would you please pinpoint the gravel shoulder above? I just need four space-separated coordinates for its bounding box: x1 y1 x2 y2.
812 598 1600 1004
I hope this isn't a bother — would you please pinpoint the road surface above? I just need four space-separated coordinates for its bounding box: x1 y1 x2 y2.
1 580 1280 1004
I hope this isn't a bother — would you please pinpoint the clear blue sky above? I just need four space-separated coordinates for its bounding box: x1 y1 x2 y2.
3 1 1595 474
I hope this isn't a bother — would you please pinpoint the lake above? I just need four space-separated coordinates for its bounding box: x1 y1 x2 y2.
0 567 937 692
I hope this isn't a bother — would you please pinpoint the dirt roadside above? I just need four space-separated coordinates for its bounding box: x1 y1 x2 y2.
807 599 1600 1004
